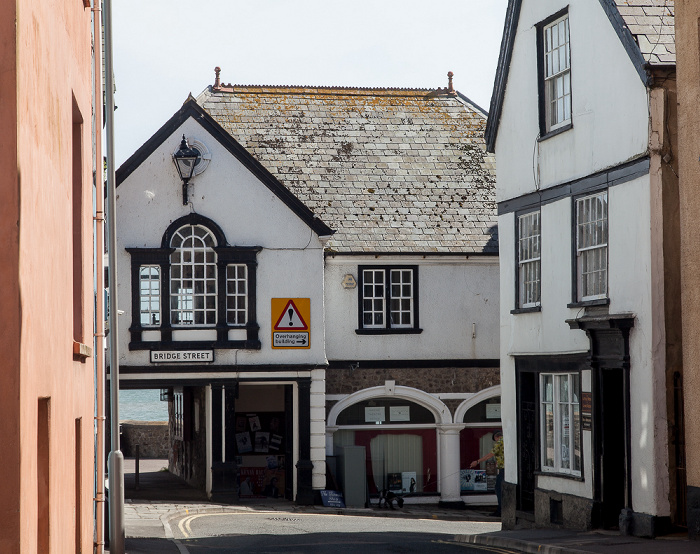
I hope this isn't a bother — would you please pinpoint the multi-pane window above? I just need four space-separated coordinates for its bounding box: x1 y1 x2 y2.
362 269 386 328
518 211 541 308
360 267 417 330
226 264 248 325
172 389 184 441
541 373 581 476
390 269 413 328
170 224 217 325
139 265 161 326
543 14 571 132
576 191 608 301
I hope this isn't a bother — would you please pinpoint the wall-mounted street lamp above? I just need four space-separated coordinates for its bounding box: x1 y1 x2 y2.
173 134 199 205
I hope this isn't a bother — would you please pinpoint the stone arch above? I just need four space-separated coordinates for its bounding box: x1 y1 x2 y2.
454 384 502 424
327 385 452 426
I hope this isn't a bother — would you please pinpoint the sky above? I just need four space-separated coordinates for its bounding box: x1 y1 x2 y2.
112 0 509 166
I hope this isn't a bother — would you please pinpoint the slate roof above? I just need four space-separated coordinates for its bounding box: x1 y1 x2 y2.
196 82 497 254
614 0 675 65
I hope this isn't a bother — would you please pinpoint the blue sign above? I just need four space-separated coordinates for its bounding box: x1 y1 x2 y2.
320 490 346 508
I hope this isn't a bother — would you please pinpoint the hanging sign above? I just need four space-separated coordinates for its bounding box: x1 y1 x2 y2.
271 298 310 349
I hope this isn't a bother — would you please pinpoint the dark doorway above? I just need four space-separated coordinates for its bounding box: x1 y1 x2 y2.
517 370 538 513
599 368 626 529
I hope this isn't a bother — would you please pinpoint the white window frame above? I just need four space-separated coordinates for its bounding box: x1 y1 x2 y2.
172 389 184 441
139 265 161 326
576 191 608 301
170 224 218 326
543 14 571 132
518 211 541 308
226 264 248 326
540 372 581 476
389 269 414 328
362 268 386 329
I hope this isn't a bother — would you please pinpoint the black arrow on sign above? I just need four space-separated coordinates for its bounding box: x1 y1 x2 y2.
297 338 307 345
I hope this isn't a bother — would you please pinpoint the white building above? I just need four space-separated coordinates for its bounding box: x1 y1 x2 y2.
115 71 501 507
486 0 680 535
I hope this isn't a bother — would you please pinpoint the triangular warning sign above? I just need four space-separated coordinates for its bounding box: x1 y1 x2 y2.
274 299 309 331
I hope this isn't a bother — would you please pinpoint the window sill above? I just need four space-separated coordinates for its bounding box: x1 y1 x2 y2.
129 339 261 351
355 328 423 335
73 341 93 363
535 470 584 482
567 298 610 309
538 123 573 142
511 306 542 315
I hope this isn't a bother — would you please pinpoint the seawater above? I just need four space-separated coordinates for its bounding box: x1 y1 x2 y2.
119 389 168 422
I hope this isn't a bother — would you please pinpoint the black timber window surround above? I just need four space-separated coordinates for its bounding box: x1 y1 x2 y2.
356 265 422 335
127 214 262 350
537 8 573 139
513 209 541 314
569 190 609 307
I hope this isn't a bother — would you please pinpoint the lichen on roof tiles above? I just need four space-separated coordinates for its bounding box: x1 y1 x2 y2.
614 0 675 65
196 83 497 254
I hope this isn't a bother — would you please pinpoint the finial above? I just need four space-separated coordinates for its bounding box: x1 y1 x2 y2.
447 71 454 94
214 67 221 88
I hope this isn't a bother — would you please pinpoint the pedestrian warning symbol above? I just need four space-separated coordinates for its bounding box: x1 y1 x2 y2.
273 299 309 331
271 298 310 349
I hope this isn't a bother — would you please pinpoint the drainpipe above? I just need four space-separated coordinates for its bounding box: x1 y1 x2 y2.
92 0 105 552
103 0 125 550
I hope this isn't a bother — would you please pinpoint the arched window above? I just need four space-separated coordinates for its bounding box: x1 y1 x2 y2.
170 224 217 325
127 214 261 350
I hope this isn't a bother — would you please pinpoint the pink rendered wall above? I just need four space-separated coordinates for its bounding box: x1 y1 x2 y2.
0 0 96 552
0 0 21 551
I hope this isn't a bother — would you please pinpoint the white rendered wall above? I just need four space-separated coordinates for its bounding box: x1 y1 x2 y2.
116 117 327 368
495 0 650 203
324 256 499 361
498 173 669 516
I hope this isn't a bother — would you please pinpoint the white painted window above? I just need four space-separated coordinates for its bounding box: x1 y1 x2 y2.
361 267 417 330
139 265 161 326
390 269 413 328
576 191 608 301
170 224 217 326
543 14 571 132
518 211 541 308
226 264 248 325
362 269 385 328
540 373 581 476
172 389 184 441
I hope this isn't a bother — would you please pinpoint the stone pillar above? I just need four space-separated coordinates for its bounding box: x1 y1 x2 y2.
438 423 466 508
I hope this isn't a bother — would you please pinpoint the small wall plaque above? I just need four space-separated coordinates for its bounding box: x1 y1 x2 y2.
342 274 357 289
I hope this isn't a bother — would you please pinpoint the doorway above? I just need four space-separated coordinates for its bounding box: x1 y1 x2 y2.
517 370 537 513
598 368 626 528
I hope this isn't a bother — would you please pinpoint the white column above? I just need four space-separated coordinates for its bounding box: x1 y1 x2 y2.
205 385 212 498
325 426 338 456
438 423 466 503
310 368 327 490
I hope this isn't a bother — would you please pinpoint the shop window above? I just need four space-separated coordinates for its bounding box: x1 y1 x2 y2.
334 398 437 494
460 396 502 494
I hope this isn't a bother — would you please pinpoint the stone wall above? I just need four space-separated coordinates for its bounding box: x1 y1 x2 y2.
120 421 169 458
326 365 500 419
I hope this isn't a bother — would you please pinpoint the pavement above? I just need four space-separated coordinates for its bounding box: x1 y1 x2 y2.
106 458 700 553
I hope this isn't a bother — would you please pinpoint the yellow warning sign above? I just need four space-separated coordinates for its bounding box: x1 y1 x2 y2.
271 298 310 349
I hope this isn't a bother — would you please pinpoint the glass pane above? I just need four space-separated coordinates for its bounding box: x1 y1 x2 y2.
544 403 554 467
560 403 571 469
543 375 553 402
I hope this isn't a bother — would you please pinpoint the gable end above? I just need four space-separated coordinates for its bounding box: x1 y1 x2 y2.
115 99 334 237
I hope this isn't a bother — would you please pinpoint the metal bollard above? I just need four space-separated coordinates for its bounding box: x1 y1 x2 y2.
135 444 140 490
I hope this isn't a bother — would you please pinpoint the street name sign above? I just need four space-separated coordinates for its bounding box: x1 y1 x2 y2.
150 350 214 363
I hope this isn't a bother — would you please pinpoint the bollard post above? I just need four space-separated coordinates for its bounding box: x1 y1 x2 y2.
135 444 140 490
